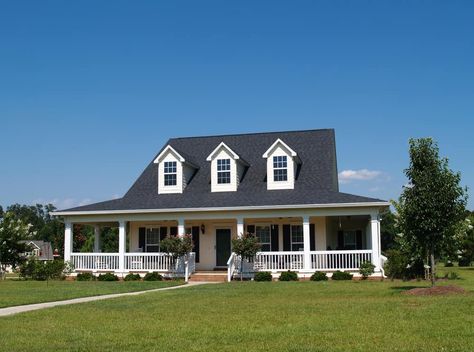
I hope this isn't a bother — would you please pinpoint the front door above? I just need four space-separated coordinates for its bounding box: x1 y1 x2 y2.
215 229 231 267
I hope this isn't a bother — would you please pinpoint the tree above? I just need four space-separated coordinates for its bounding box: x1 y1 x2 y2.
0 212 35 279
395 138 467 286
380 209 397 251
231 233 261 281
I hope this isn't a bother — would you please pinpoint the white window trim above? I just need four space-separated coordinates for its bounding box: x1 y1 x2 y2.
290 224 304 251
145 227 161 252
273 155 288 182
217 158 231 184
255 224 272 252
163 161 177 186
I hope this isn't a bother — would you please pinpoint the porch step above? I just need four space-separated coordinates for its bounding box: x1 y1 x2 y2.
189 271 228 282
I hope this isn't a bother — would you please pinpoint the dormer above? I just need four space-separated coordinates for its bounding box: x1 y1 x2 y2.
262 138 298 190
206 142 248 192
154 145 197 194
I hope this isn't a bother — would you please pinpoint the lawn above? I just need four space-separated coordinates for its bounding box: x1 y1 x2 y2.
0 280 182 308
0 267 473 352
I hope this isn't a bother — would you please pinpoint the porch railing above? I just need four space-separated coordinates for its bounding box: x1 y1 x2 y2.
70 253 120 271
227 250 373 281
125 253 175 272
310 250 372 271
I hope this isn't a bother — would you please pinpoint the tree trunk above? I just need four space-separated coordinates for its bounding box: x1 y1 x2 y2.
430 250 436 287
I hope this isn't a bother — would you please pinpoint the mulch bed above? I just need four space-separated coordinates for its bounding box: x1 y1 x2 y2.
403 285 466 296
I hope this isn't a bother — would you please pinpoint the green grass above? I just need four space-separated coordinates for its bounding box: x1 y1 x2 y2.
0 280 182 308
1 267 473 351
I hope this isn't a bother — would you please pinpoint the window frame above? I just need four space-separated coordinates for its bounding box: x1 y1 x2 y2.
273 155 288 182
217 158 231 184
163 161 177 186
343 230 357 250
145 227 161 252
255 225 272 252
290 225 304 251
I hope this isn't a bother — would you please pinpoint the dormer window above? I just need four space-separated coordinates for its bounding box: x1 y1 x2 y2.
263 138 299 190
207 142 249 192
154 145 198 194
164 161 177 186
273 156 288 182
217 159 231 184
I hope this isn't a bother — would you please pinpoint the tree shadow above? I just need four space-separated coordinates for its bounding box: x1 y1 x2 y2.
390 285 426 292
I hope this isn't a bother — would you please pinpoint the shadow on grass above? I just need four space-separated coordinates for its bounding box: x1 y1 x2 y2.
390 286 426 292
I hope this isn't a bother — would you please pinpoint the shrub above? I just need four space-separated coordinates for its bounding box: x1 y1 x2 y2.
443 271 460 280
144 272 163 281
458 257 472 267
359 261 375 280
331 271 353 280
254 271 272 282
444 261 454 267
19 259 66 281
97 273 119 281
383 249 424 280
310 272 328 281
279 270 298 281
124 273 141 281
76 272 95 281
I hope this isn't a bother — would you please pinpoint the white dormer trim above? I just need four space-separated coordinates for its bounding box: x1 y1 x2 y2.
154 145 185 164
154 145 195 194
263 139 297 190
206 142 240 161
207 142 246 192
262 138 297 158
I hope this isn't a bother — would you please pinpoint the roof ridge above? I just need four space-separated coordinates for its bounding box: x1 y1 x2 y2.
168 128 334 141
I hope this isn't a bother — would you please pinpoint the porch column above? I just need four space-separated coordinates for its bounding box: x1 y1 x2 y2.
236 217 244 238
177 218 185 237
370 214 381 272
303 216 311 271
94 225 100 253
118 220 126 274
64 221 73 262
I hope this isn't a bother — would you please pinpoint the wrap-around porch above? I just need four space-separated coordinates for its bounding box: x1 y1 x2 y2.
64 210 383 280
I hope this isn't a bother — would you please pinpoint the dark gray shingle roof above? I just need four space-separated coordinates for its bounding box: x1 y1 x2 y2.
60 129 386 212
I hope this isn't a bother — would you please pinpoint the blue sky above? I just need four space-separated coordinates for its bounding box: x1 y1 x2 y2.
0 1 473 210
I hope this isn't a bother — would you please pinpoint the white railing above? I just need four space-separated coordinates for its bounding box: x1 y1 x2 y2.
311 250 372 271
254 252 304 271
227 253 237 282
125 253 175 272
71 253 119 271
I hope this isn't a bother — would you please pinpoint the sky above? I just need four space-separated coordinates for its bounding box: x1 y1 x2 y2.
0 1 473 210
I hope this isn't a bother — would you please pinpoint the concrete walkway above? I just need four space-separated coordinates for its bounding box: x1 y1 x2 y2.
0 281 209 317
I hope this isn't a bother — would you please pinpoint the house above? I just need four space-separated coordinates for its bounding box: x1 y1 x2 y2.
20 240 55 261
52 129 389 280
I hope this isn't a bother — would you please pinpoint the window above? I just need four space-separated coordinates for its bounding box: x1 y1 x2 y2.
146 228 161 252
273 155 288 182
291 225 304 251
217 158 231 184
343 230 357 250
164 161 177 186
256 225 271 251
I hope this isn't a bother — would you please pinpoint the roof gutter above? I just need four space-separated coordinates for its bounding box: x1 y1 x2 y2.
51 201 390 217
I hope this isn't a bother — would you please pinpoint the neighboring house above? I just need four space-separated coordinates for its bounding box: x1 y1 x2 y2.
20 240 55 261
52 129 389 280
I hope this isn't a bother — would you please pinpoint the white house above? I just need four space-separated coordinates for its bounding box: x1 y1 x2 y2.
52 129 389 280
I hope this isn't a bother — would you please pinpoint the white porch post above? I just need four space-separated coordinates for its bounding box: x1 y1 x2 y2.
177 218 185 237
64 221 73 262
236 217 244 238
94 225 100 253
370 214 381 272
118 220 126 274
303 216 311 271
